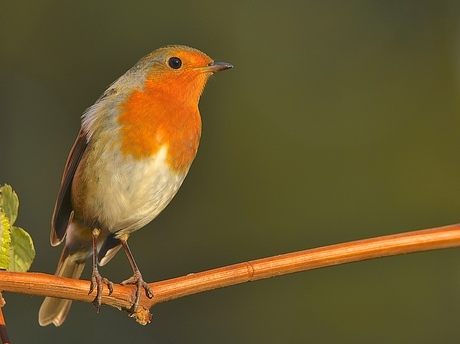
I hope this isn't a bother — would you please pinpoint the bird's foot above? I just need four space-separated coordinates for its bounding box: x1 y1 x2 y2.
89 268 114 312
121 270 153 313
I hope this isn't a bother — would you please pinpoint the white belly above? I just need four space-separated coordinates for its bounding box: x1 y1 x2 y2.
77 144 186 236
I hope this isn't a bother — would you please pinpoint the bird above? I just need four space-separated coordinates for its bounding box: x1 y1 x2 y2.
38 45 232 326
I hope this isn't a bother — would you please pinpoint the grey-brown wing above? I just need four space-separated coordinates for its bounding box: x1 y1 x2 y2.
50 129 88 246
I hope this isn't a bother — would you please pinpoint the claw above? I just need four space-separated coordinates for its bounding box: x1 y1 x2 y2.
89 228 114 312
89 268 114 312
121 270 153 312
118 236 154 313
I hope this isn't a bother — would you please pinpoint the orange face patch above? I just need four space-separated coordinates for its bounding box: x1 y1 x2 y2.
116 47 221 173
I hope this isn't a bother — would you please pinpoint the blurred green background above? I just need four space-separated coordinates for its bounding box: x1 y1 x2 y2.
2 1 460 343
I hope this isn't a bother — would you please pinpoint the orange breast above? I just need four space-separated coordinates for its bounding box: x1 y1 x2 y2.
118 76 202 173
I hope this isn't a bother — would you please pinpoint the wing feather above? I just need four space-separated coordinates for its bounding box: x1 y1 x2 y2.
50 130 88 246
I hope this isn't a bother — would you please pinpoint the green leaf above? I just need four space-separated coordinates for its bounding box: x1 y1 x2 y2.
8 226 35 272
0 211 12 270
0 184 19 225
0 184 35 272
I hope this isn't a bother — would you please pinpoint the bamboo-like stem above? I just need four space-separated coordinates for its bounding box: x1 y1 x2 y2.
1 224 460 325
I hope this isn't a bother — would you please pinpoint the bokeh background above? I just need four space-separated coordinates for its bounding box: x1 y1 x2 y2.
2 1 460 343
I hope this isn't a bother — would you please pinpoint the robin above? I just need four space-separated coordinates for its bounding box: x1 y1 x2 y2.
38 45 232 326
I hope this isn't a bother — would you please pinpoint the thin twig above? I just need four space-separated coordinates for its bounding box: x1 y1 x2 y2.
1 223 460 325
0 293 11 344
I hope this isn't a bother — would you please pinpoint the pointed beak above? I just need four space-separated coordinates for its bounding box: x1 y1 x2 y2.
205 61 233 73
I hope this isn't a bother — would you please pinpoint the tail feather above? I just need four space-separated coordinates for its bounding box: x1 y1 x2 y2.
38 251 86 326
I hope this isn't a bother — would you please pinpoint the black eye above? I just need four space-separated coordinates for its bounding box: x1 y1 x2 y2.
168 57 182 69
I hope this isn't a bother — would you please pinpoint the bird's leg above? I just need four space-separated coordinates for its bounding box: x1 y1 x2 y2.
119 235 154 313
89 228 114 312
